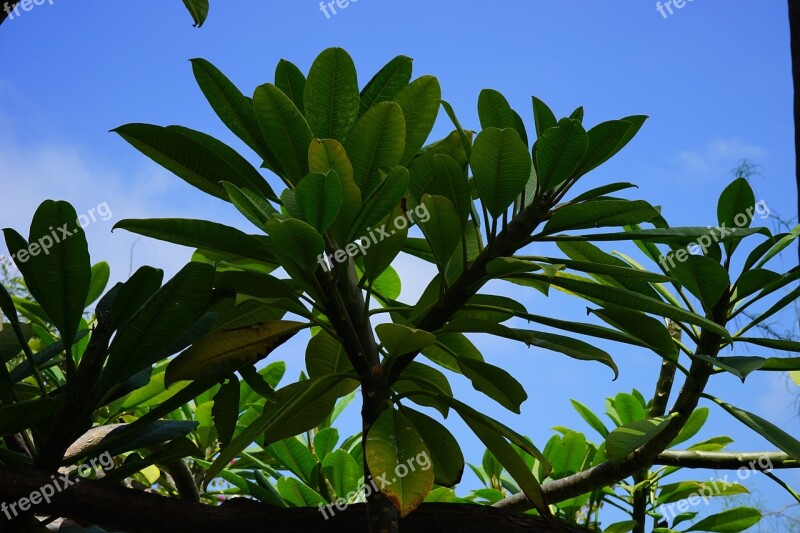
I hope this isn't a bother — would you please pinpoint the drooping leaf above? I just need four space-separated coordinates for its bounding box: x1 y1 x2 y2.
212 376 240 447
402 407 464 487
166 321 306 385
376 323 436 358
366 408 434 517
182 0 209 26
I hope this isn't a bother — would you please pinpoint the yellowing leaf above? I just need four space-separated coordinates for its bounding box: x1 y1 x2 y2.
166 321 306 385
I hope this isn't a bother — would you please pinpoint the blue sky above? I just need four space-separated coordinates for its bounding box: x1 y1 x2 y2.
1 0 798 528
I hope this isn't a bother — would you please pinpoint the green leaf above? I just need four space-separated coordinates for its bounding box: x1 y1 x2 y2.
168 125 278 201
377 323 436 358
571 399 609 438
308 138 361 245
274 59 306 113
393 362 452 417
518 330 619 379
549 430 587 479
113 218 276 264
531 97 557 139
614 393 647 425
304 47 360 142
190 59 270 155
212 376 240 448
454 402 552 519
393 76 441 165
736 337 800 353
458 357 527 413
670 407 709 447
571 182 638 203
166 321 306 386
362 207 408 283
322 449 361 499
717 178 757 256
408 153 471 226
295 171 343 234
418 194 461 272
536 274 731 339
685 507 762 532
536 118 588 191
478 89 517 131
314 427 339 461
204 375 343 487
22 201 91 352
573 119 641 177
264 218 325 285
267 437 318 484
86 261 111 307
402 407 464 487
366 408 434 517
360 55 414 114
471 128 532 218
108 266 164 331
544 200 660 235
253 83 312 185
590 309 678 362
99 263 215 392
706 396 800 462
349 166 409 241
182 0 209 26
221 182 279 232
346 101 406 195
305 331 358 398
606 417 672 465
753 223 800 269
604 520 638 533
277 476 327 507
667 254 730 312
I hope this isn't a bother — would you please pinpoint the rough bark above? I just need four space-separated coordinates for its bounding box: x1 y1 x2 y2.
0 465 587 533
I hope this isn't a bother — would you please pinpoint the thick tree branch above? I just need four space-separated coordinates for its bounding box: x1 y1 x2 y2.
790 0 800 260
655 450 798 470
0 465 587 533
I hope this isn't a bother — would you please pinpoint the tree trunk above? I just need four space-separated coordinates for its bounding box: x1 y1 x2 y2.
791 0 800 259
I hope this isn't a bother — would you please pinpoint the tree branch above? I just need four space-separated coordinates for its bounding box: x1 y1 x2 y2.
0 465 588 533
655 450 798 470
790 0 800 260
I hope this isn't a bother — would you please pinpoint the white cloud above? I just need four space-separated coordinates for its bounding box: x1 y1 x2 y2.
676 138 766 175
0 130 200 287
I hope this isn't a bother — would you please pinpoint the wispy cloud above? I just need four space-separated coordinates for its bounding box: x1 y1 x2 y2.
676 138 766 175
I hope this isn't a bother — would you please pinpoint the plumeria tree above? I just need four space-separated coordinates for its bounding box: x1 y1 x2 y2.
0 48 799 533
